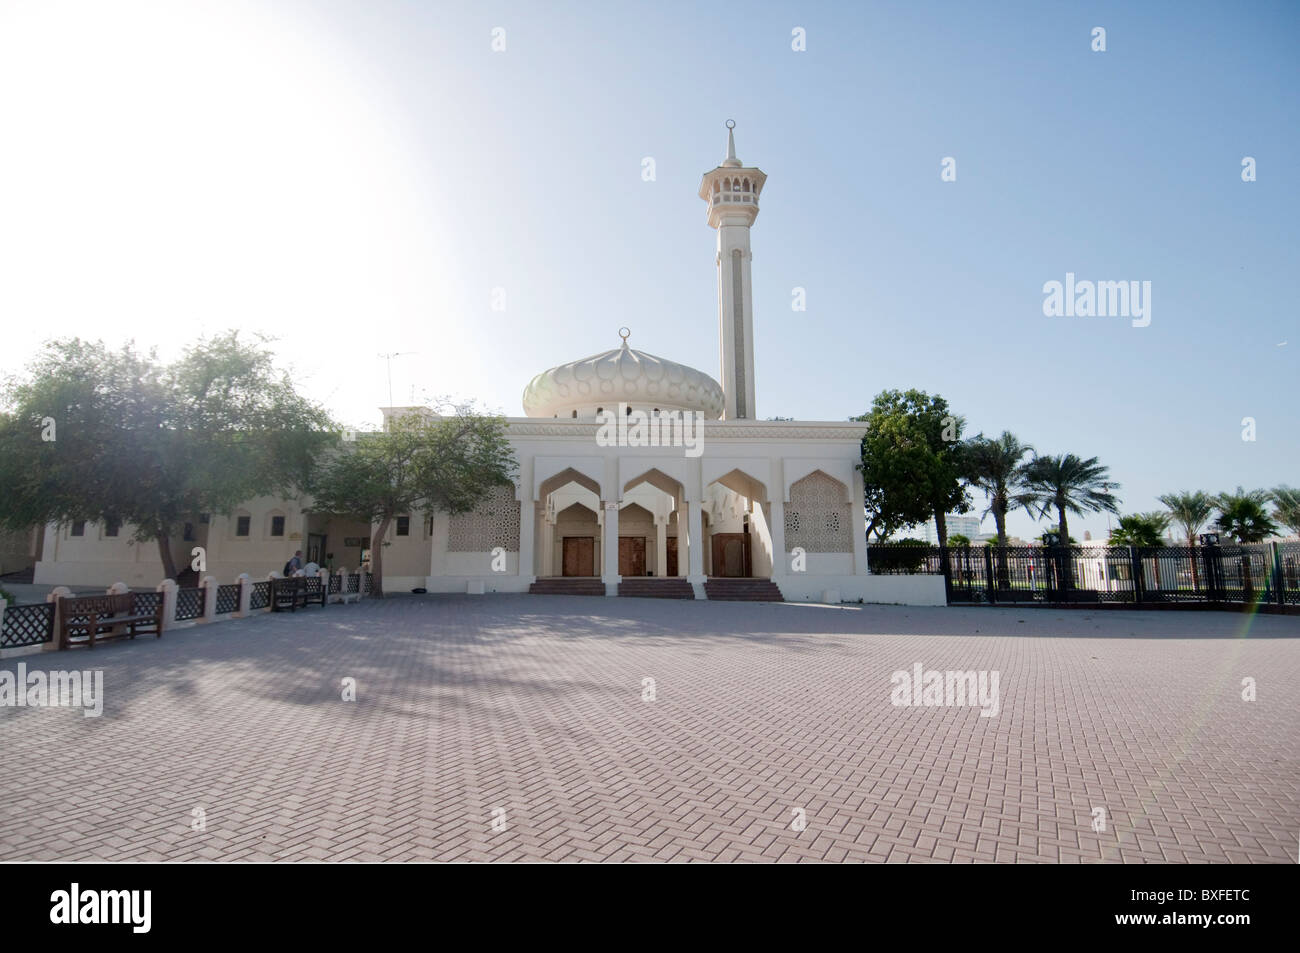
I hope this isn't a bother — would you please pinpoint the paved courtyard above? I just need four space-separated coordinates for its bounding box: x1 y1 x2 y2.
2 596 1297 862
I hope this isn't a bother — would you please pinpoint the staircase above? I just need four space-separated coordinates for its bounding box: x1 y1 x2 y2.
703 577 785 602
618 577 695 600
528 577 606 597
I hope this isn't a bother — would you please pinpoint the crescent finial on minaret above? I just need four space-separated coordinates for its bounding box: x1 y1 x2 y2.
722 119 741 168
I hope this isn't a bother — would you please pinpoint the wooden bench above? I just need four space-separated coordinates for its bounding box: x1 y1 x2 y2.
271 576 326 612
58 593 163 650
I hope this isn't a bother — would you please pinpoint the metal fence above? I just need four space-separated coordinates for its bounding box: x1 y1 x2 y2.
215 584 240 615
249 581 271 610
175 586 204 621
868 542 1300 611
0 602 55 648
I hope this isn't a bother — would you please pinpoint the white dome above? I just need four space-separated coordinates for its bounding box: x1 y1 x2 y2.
522 339 724 419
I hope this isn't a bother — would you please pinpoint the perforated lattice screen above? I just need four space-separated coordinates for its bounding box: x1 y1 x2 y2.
447 484 521 553
784 472 852 553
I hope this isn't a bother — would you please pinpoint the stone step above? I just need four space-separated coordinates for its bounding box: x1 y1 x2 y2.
704 578 784 602
529 578 607 596
618 578 695 599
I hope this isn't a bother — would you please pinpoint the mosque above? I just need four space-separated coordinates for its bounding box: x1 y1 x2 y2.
33 125 945 607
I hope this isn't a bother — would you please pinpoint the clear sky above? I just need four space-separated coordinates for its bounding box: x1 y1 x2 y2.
0 0 1296 541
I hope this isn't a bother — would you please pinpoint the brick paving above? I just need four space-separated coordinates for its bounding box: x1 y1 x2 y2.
1 596 1297 863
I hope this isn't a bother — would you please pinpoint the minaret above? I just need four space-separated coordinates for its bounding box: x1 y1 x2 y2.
699 120 765 420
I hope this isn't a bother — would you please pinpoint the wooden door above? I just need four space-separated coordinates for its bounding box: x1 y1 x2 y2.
562 537 594 576
711 533 749 577
666 537 678 576
618 537 646 577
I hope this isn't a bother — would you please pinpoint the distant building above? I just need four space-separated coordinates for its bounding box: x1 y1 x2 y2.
899 515 985 544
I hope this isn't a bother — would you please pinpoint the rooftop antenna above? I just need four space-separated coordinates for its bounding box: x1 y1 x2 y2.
377 352 415 409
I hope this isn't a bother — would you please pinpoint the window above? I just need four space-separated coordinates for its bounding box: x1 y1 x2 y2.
199 513 210 524
183 523 195 541
396 516 410 537
236 516 250 537
70 521 85 537
270 515 286 537
104 520 119 538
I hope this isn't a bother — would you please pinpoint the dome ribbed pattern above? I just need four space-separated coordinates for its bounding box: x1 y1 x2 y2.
522 343 724 419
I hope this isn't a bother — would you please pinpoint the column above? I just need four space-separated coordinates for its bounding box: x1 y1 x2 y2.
769 498 786 578
602 501 620 595
517 498 536 582
655 517 667 578
851 469 869 575
687 500 705 583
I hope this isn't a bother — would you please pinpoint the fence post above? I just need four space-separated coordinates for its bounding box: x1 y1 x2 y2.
1128 547 1144 605
983 547 996 604
199 575 219 624
335 567 347 604
357 568 367 601
234 573 251 617
45 586 72 650
1269 542 1283 607
156 579 178 633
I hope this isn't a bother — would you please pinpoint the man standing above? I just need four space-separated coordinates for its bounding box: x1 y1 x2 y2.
285 550 304 575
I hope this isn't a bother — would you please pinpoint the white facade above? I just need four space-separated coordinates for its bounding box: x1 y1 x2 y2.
32 124 946 606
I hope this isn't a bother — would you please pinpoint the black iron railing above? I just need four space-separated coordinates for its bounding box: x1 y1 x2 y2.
1 602 55 648
869 541 1300 610
175 586 203 621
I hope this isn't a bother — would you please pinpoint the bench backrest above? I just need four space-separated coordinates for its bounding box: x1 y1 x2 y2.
59 593 138 616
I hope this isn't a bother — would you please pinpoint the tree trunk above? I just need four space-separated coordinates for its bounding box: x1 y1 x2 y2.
370 515 390 598
1056 505 1073 591
934 510 948 548
990 506 1010 589
156 529 178 580
1187 530 1201 592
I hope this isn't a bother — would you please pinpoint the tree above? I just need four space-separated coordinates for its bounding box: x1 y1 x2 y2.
1021 453 1121 543
1158 490 1215 547
1109 512 1170 547
1270 485 1300 537
962 431 1034 546
1213 487 1278 543
854 389 970 546
309 405 517 597
947 533 971 547
0 334 335 579
1021 453 1120 591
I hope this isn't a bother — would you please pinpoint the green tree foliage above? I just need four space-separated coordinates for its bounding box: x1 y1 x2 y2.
1021 453 1121 543
1270 485 1300 537
1109 512 1171 547
1213 487 1278 543
309 405 517 597
962 431 1034 546
854 389 969 544
1157 490 1215 547
0 334 335 579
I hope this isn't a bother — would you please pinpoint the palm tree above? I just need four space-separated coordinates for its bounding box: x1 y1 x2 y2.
1158 490 1215 591
963 432 1034 546
1271 485 1300 538
1158 490 1215 547
1214 487 1279 543
1021 453 1121 543
1021 453 1121 590
1110 512 1170 547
